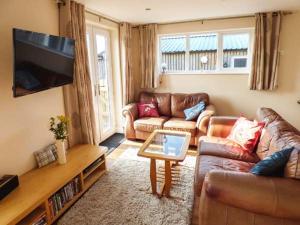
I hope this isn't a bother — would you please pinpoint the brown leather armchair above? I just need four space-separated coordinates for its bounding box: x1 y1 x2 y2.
122 92 216 146
193 108 300 225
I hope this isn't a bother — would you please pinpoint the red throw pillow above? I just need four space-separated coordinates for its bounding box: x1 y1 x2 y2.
137 102 159 118
227 117 265 152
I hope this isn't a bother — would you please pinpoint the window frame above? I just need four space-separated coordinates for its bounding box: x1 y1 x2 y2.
158 28 254 75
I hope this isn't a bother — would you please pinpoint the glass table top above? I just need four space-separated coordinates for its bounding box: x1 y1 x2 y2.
138 130 191 160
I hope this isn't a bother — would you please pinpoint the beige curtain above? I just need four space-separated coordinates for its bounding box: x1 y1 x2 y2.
59 0 99 147
249 12 282 90
119 23 134 106
139 24 159 89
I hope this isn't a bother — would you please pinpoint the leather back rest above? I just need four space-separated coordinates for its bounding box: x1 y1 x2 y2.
256 108 300 160
171 93 209 118
139 92 171 116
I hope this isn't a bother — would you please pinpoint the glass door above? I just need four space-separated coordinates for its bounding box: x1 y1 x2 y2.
86 25 115 141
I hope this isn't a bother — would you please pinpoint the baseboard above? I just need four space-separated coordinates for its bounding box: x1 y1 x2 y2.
116 126 124 134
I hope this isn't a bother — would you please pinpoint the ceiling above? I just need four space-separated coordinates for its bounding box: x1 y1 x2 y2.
82 0 300 24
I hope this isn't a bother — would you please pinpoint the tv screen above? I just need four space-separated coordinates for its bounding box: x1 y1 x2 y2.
13 28 75 97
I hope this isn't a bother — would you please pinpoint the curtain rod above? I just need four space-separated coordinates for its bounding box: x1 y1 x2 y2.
85 10 120 25
158 15 254 26
133 11 293 28
84 9 292 27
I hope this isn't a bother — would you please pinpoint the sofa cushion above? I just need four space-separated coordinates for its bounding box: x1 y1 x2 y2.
194 155 255 196
256 108 300 160
199 136 260 163
257 108 300 134
134 116 169 133
184 101 206 121
137 102 159 118
227 117 265 152
171 93 209 118
139 92 171 117
250 147 294 177
257 121 300 160
285 148 300 179
163 118 197 136
256 107 284 126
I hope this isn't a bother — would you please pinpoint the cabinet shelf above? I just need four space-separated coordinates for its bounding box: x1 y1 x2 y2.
17 206 46 225
84 168 106 190
0 145 107 225
83 158 105 179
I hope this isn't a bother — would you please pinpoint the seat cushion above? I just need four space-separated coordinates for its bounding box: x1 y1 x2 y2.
199 136 260 163
134 116 168 133
194 155 255 196
163 118 197 136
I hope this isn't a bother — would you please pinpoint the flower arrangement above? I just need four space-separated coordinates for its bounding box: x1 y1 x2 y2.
49 115 70 140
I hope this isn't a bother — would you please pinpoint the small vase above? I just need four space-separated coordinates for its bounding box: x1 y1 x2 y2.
55 139 67 164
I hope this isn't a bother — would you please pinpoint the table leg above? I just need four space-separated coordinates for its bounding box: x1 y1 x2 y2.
150 159 157 194
164 160 172 197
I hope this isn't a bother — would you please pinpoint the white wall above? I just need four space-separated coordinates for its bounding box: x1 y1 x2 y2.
0 0 65 175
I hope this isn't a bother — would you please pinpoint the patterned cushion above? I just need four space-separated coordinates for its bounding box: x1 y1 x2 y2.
137 102 160 118
227 117 265 152
184 101 206 121
34 144 57 168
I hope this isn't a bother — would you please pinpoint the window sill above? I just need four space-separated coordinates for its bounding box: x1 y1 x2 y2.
162 70 250 75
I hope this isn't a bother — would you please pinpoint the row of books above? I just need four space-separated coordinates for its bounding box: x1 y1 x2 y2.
48 177 81 217
32 213 47 225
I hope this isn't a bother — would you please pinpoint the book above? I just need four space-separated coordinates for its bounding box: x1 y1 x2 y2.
48 177 81 217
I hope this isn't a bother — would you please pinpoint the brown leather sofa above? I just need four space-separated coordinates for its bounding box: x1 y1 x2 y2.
122 92 216 146
193 108 300 225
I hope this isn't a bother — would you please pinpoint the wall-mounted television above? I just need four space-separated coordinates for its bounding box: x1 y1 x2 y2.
13 28 75 97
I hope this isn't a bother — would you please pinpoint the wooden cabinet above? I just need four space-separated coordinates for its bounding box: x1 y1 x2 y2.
0 145 107 225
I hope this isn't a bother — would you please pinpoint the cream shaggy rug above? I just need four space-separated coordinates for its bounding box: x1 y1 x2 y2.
57 145 196 225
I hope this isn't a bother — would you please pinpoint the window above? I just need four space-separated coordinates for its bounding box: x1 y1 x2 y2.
189 34 217 71
222 33 250 69
160 36 186 71
159 30 253 74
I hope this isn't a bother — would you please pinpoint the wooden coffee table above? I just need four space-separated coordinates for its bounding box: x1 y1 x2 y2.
137 130 191 197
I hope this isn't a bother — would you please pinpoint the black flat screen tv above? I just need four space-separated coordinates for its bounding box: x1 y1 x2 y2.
13 28 75 97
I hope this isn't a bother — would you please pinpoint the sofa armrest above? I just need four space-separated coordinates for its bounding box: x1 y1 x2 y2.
196 104 216 135
122 103 138 120
204 170 300 220
207 116 238 138
122 103 138 139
